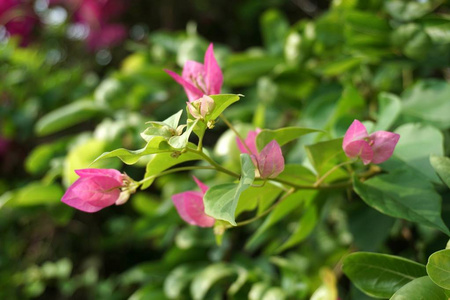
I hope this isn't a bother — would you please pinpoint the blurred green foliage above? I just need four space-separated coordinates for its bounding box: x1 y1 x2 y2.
1 0 450 299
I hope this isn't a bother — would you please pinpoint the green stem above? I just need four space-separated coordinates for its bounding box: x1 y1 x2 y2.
136 166 216 186
186 147 240 178
220 114 255 155
313 160 354 187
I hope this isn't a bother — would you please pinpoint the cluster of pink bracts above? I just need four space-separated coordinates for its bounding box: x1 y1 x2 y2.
0 0 127 51
61 44 400 228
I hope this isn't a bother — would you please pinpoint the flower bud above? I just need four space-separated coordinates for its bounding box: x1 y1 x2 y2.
187 95 215 119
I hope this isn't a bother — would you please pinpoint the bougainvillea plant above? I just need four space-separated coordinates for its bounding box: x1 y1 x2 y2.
59 43 450 299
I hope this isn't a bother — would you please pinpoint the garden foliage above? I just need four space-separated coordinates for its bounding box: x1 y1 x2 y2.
1 0 450 299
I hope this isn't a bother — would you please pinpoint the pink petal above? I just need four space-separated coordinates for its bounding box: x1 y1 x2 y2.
344 140 374 165
343 120 369 149
182 60 206 89
62 178 120 213
369 131 400 164
236 129 261 157
257 140 285 178
172 191 215 227
204 43 223 95
193 176 209 194
165 69 203 102
75 168 123 185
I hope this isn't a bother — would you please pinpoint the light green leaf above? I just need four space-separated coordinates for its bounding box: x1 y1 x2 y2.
256 127 322 151
141 110 183 142
427 249 450 290
262 287 286 300
129 284 167 300
249 282 270 300
342 252 427 298
163 109 184 129
235 182 282 217
64 139 120 186
317 57 362 76
305 138 348 177
190 263 236 300
401 80 450 129
385 0 444 22
353 170 450 235
94 136 172 165
208 94 241 121
391 276 447 300
204 154 255 225
164 264 199 299
373 93 401 131
141 149 203 189
35 100 105 136
386 123 444 182
1 182 63 208
168 119 198 149
430 155 450 188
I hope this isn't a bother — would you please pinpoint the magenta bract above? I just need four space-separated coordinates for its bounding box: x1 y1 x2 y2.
165 43 223 102
61 168 124 213
343 120 400 165
172 177 215 227
236 129 285 179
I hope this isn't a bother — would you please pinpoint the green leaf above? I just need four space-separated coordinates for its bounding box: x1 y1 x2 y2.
430 155 450 188
141 149 203 189
342 252 427 298
235 182 282 217
353 170 450 235
164 264 199 299
305 138 348 177
391 276 447 300
385 0 444 22
162 109 184 129
262 287 286 300
35 100 105 136
256 127 322 151
276 205 318 253
401 80 450 129
204 154 255 225
168 119 198 149
1 182 63 208
246 190 317 250
190 263 236 300
64 139 121 186
386 123 444 182
261 9 289 55
141 110 184 142
94 136 172 165
208 94 241 121
317 57 362 77
427 249 450 290
224 53 282 86
373 92 401 131
129 284 167 300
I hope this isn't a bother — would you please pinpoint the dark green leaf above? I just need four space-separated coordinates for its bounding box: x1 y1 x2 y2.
353 170 449 235
342 252 427 298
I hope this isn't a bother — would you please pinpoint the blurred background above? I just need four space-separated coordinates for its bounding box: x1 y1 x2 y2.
1 0 450 299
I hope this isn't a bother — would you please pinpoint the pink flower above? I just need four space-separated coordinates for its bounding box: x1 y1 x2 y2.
236 129 285 179
343 119 400 165
172 177 215 227
0 0 38 46
165 43 223 102
62 168 127 213
50 0 127 51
